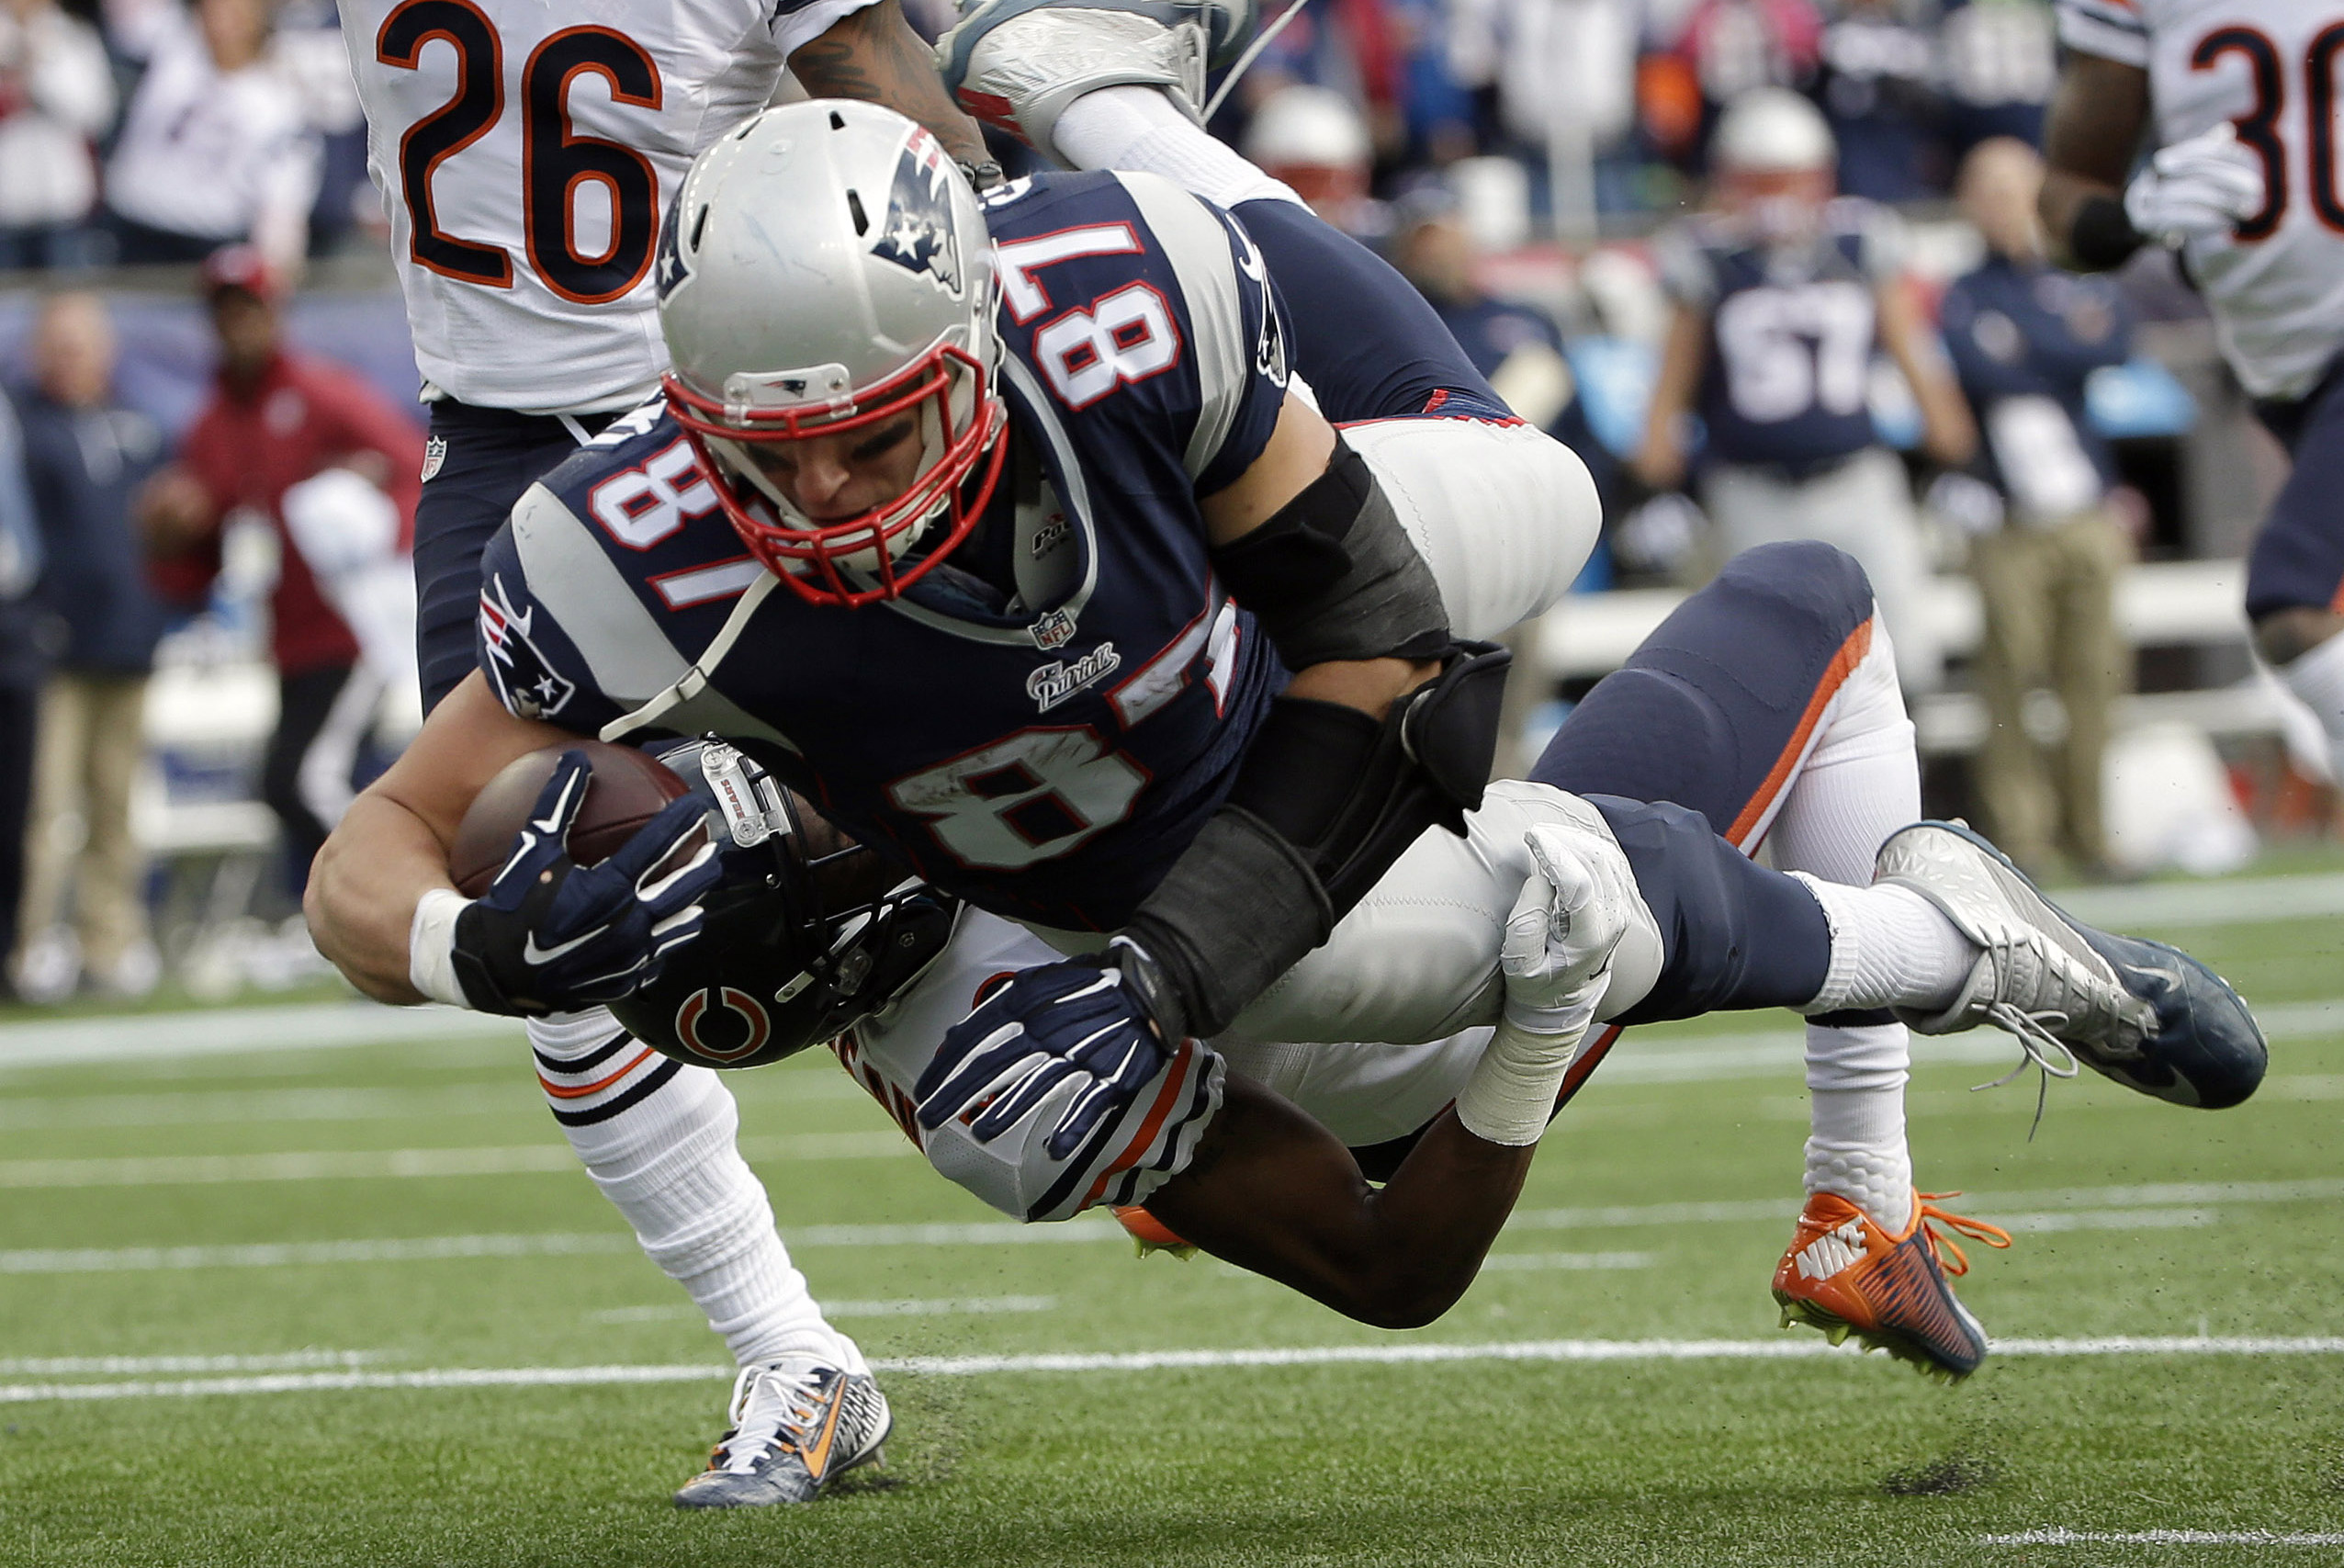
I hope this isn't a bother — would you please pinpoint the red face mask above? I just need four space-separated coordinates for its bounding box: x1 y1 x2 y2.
664 344 1008 608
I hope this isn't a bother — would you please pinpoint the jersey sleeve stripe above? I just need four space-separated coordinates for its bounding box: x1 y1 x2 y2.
1112 172 1251 482
2055 0 2149 66
508 481 697 705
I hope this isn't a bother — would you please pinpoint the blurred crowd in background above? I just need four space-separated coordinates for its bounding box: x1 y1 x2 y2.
0 0 2320 1008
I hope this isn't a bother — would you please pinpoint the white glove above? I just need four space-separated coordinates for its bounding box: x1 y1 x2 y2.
1456 822 1634 1146
1499 822 1631 1032
2124 122 2267 247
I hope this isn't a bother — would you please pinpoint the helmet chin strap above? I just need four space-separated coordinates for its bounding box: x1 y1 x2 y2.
599 571 782 742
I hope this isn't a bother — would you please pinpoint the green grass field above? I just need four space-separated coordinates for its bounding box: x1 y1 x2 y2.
4 871 2343 1566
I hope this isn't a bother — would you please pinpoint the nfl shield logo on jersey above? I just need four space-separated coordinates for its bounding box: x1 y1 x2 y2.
870 132 963 299
421 434 447 483
478 572 576 721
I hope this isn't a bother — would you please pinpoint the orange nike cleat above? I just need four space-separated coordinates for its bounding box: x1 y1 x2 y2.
1771 1191 2012 1380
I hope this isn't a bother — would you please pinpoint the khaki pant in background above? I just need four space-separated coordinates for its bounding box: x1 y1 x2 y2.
1968 511 2131 872
17 671 152 976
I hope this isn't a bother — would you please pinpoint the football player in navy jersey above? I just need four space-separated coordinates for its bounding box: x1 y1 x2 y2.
306 62 2264 1389
1631 88 1976 696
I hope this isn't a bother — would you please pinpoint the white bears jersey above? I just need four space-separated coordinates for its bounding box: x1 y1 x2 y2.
2059 0 2344 400
338 0 874 413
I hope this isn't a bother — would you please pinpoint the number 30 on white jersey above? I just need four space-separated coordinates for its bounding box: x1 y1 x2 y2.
2059 0 2344 400
337 0 871 414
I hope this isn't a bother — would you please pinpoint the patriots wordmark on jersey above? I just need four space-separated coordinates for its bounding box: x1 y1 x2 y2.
2058 0 2344 400
1654 198 1904 470
336 0 873 413
475 169 1295 932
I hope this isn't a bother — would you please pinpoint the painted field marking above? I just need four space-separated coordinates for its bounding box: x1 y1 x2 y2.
6 1336 2343 1404
8 1178 2333 1273
587 1295 1057 1325
0 1002 521 1070
0 1350 384 1376
1475 1252 1658 1271
0 1131 907 1188
2056 871 2344 930
1982 1529 2344 1548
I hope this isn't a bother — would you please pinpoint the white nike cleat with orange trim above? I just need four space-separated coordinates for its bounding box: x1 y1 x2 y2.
1770 1191 2012 1381
672 1358 891 1508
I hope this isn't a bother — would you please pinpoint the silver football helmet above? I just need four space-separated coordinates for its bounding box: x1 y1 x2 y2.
656 101 1007 606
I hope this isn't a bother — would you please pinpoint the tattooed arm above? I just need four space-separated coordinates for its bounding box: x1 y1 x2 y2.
792 0 990 169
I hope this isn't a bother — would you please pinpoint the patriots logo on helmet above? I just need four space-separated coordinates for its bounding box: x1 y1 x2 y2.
478 573 576 721
870 134 963 299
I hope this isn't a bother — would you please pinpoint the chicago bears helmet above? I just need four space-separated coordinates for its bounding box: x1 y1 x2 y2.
655 100 1007 608
610 739 961 1069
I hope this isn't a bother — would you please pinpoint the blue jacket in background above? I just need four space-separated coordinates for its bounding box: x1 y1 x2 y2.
11 386 171 675
1939 252 2132 502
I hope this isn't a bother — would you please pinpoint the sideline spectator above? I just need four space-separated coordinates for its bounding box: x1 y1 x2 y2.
1814 0 1944 201
1243 85 1383 239
1940 137 2132 875
1938 0 2056 155
1632 88 1974 693
140 248 420 897
12 293 169 1003
0 0 114 271
102 0 318 270
0 389 39 1001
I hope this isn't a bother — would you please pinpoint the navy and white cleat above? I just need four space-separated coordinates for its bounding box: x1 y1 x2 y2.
937 0 1257 160
1875 820 2266 1111
672 1359 892 1509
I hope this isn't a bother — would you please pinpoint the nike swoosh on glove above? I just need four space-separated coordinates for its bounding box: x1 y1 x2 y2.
2124 121 2267 246
916 950 1170 1163
1500 822 1632 1035
450 750 720 1016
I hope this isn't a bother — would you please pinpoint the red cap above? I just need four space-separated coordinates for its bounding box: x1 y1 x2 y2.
199 244 282 302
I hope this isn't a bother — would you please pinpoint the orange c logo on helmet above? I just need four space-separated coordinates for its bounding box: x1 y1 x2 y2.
674 987 772 1063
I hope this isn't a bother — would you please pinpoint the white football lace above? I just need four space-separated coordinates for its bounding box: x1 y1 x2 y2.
713 1363 827 1473
1969 999 2081 1139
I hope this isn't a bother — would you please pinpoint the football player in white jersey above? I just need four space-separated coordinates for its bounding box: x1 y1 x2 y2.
334 0 992 1508
2041 0 2344 775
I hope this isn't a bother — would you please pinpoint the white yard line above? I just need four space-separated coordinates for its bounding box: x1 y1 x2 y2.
587 1295 1056 1325
1982 1529 2344 1548
0 1002 520 1070
0 1350 384 1375
8 1178 2332 1273
0 1131 907 1188
6 1336 2342 1404
1474 1252 1657 1271
2057 872 2344 930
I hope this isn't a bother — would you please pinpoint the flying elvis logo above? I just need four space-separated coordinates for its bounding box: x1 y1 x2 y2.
478 573 576 721
870 131 964 299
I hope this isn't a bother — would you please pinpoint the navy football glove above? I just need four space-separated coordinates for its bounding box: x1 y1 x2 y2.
450 750 721 1016
916 943 1174 1161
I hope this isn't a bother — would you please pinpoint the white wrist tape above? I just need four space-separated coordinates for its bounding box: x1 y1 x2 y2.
1454 991 1602 1147
409 886 473 1009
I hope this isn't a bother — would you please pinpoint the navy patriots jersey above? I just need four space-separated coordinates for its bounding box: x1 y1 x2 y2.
1658 199 1901 471
475 168 1294 932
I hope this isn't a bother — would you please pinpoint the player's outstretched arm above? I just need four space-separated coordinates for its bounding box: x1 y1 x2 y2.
306 672 569 1003
1630 305 1709 493
1876 280 1977 469
2039 54 2150 270
1148 1080 1535 1330
792 0 990 171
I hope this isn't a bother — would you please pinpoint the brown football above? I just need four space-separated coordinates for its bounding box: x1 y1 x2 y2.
449 741 699 897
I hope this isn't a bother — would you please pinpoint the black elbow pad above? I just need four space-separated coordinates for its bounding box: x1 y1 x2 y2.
1208 437 1452 669
2070 194 2146 272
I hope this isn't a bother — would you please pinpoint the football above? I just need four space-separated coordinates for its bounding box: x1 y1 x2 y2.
448 740 698 897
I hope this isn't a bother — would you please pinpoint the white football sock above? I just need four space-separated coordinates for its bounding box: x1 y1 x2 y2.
1051 84 1302 209
530 1010 864 1373
1791 874 1977 1017
1761 621 1920 1231
1803 1021 1913 1231
2279 628 2344 780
